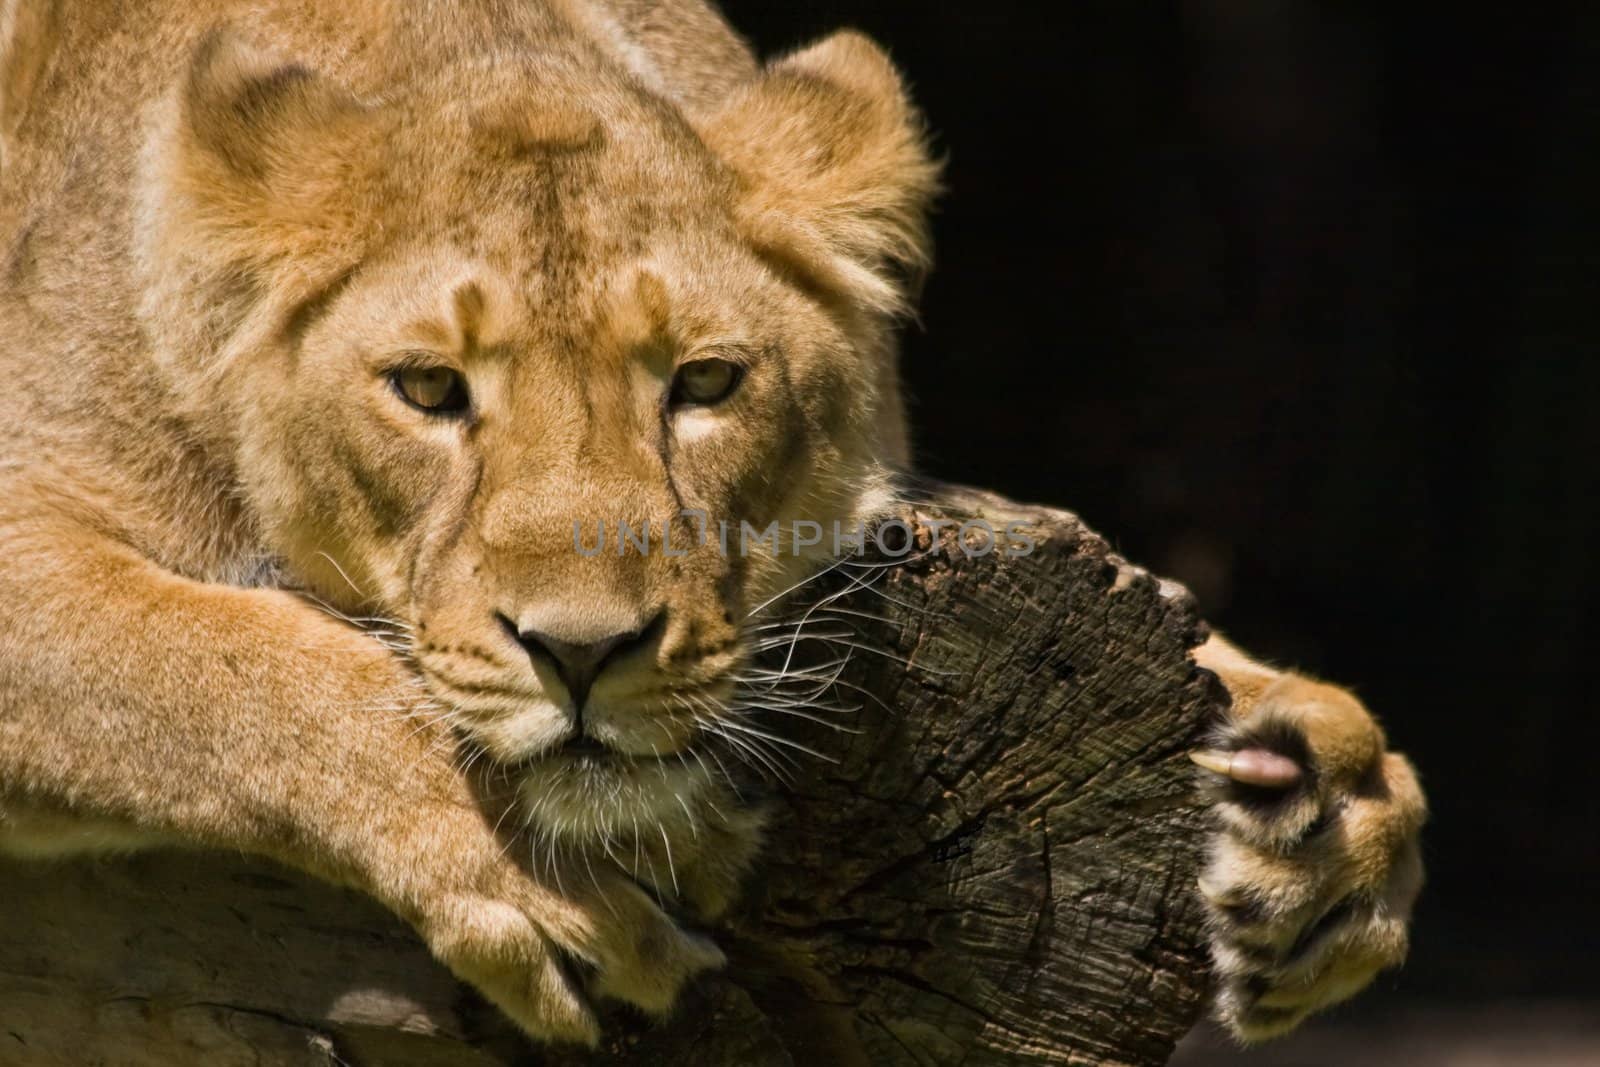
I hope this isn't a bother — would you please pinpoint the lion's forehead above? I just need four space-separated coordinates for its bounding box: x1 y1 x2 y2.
383 65 734 261
320 58 801 365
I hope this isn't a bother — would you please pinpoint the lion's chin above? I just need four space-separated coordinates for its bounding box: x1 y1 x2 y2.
512 746 713 845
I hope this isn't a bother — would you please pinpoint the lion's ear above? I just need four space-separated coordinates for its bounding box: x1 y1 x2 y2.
157 30 380 273
697 31 940 317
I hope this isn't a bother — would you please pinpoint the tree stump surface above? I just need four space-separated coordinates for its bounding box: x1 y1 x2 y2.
0 481 1225 1066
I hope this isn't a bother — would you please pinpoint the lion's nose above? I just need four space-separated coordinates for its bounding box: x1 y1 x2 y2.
506 611 664 710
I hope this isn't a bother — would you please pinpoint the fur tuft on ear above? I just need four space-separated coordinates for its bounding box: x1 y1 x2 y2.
156 28 382 275
697 31 940 317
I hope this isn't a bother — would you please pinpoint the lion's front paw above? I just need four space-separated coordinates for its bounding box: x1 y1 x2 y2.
1191 676 1426 1041
416 859 725 1046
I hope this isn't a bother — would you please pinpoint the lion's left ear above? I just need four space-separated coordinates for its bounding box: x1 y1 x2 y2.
696 31 940 317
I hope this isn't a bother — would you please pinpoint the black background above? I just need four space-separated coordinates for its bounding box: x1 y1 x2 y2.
728 0 1599 1046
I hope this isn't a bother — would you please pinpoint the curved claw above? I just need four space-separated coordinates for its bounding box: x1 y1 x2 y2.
1190 748 1303 788
1197 873 1242 907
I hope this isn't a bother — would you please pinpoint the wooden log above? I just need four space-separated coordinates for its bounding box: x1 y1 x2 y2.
0 481 1225 1065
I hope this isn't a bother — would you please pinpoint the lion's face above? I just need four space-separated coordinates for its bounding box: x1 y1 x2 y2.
141 30 934 840
268 205 884 837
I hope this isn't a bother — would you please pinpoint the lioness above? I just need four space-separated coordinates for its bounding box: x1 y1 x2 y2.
0 0 1424 1047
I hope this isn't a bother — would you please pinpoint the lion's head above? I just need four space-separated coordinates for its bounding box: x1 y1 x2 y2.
135 25 935 846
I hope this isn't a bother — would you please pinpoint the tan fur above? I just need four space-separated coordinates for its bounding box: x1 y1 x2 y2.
0 0 1420 1045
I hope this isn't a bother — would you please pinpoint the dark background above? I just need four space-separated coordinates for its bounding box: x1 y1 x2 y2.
727 2 1599 1060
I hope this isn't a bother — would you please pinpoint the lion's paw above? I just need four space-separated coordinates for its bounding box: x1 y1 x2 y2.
1191 676 1426 1041
418 860 724 1046
566 865 727 1015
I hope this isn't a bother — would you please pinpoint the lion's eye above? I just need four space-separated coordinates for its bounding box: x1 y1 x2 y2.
392 365 469 415
670 358 743 408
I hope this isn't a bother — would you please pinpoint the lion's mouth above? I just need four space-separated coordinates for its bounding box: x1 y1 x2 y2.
558 734 610 757
497 732 679 775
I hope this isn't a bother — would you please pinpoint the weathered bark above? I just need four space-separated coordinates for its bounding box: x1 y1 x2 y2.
0 481 1225 1066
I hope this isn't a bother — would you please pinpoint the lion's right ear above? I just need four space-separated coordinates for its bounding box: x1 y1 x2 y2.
153 30 382 276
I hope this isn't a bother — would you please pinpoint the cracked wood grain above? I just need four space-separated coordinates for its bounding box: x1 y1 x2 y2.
0 480 1224 1065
